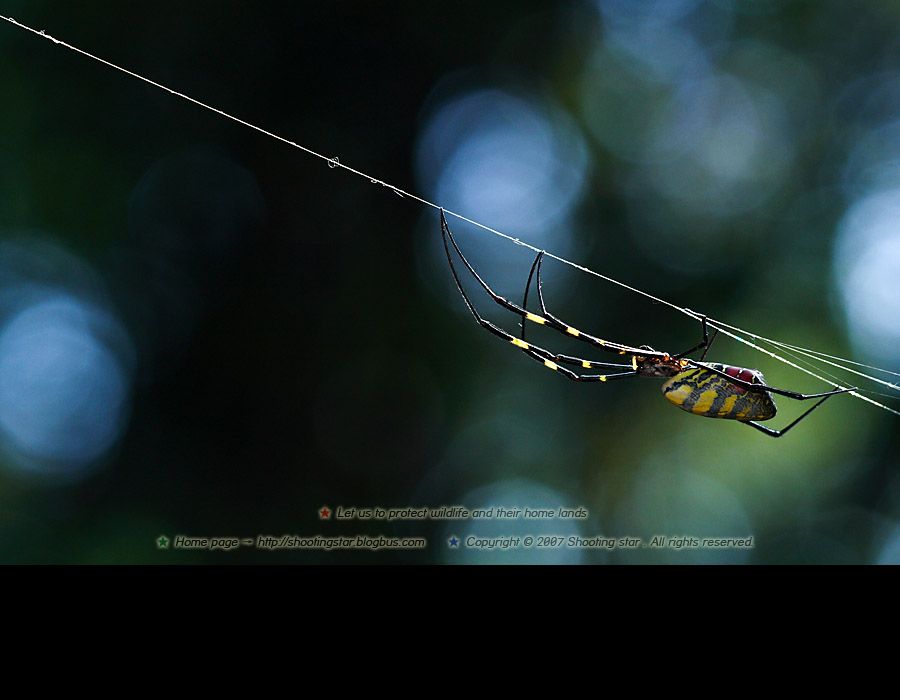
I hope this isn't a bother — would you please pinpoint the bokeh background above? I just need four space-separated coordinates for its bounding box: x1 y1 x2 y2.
1 0 899 563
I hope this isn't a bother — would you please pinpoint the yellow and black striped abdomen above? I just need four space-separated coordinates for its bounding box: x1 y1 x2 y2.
661 366 777 421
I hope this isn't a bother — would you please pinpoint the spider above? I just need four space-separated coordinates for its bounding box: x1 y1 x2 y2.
440 210 856 438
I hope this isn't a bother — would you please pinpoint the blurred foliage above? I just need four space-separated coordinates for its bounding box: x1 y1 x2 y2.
0 0 898 564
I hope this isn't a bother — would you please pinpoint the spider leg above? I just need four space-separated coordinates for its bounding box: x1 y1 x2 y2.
742 393 840 438
517 252 625 370
526 248 715 367
441 217 637 383
520 255 629 375
519 247 542 341
672 311 714 360
441 210 667 360
529 250 607 346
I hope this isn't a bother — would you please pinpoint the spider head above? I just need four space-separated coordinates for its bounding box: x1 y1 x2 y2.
634 356 690 378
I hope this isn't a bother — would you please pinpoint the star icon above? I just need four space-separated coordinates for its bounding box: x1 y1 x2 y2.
319 506 332 520
156 535 169 549
448 535 460 548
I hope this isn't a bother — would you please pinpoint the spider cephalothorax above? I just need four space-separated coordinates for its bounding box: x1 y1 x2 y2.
440 209 854 438
634 355 690 378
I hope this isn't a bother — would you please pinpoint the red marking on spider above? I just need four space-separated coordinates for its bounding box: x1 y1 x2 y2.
723 366 765 393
